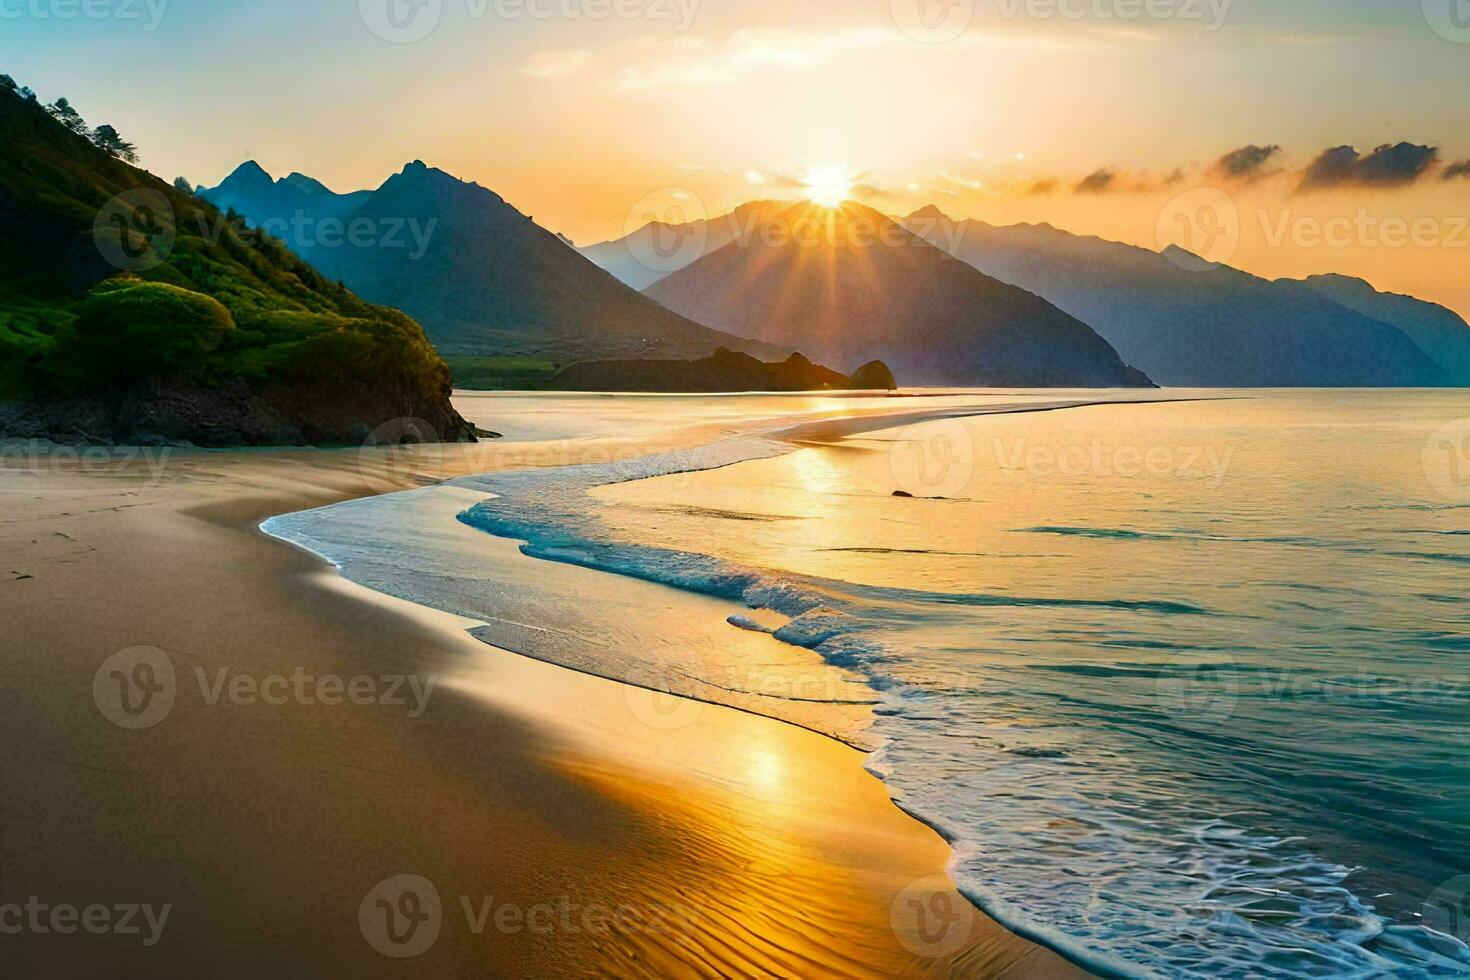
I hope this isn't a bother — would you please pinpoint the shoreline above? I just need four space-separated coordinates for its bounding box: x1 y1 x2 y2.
0 401 1090 976
256 394 1208 974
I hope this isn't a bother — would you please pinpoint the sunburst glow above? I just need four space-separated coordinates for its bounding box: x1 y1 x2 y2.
802 164 853 208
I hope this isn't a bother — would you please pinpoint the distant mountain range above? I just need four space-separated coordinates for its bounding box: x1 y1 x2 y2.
581 200 786 291
199 162 785 362
592 199 1467 387
644 202 1153 388
896 208 1454 388
1291 273 1470 385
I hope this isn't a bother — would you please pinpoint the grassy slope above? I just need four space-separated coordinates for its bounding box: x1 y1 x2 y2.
0 85 466 438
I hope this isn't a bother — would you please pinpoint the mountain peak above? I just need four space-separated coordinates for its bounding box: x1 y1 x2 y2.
223 159 272 186
283 172 332 196
1161 243 1220 272
907 204 950 222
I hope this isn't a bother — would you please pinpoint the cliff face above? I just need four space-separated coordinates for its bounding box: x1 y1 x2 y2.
0 86 473 445
0 375 471 447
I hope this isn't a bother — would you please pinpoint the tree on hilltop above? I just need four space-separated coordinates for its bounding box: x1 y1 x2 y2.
46 97 89 136
92 124 140 164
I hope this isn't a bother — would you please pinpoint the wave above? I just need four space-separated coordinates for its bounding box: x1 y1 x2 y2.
267 400 1470 979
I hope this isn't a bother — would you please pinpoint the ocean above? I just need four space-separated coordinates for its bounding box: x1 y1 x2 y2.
266 389 1470 978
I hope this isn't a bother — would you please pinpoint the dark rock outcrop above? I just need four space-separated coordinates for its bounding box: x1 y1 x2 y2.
849 360 898 390
545 348 889 392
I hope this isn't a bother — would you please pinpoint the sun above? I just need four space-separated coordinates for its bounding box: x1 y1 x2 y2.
802 163 853 208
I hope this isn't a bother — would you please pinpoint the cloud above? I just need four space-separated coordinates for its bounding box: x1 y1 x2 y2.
520 49 593 80
937 170 987 192
1025 178 1059 196
1299 142 1439 190
614 27 896 94
1212 144 1282 181
745 170 766 186
851 182 892 199
1074 169 1117 194
1444 160 1470 181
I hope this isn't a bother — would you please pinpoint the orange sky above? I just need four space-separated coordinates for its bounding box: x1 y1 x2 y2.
9 0 1469 316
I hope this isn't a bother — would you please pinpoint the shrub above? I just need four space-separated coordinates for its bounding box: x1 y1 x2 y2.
57 281 234 384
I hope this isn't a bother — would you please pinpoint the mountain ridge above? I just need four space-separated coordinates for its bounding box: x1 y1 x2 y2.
645 201 1154 388
897 207 1451 387
202 161 786 362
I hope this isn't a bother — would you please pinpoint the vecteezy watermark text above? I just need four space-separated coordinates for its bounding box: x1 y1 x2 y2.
0 442 172 482
993 436 1234 486
93 647 439 730
359 0 698 44
0 0 167 30
996 0 1231 30
94 191 438 274
0 897 170 947
359 874 698 958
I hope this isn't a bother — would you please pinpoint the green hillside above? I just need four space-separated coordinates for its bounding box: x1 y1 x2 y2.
0 80 471 444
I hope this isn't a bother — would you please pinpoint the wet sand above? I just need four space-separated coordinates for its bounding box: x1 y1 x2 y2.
0 415 1086 977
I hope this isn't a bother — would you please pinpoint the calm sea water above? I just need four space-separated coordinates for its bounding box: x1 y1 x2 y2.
273 390 1470 977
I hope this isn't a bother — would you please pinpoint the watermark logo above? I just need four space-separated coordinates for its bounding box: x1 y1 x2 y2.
1423 418 1470 502
890 875 975 958
1424 0 1470 42
992 436 1234 486
1257 209 1469 252
889 418 975 498
1157 187 1239 269
891 0 974 43
360 0 443 42
360 0 698 42
94 189 176 273
623 188 709 275
0 897 171 946
1154 652 1238 724
0 442 173 489
360 875 443 958
0 0 169 30
358 417 447 495
1424 875 1470 956
623 665 704 731
995 0 1231 30
93 646 176 730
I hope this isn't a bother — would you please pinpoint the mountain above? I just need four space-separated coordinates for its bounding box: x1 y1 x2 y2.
546 348 895 392
0 85 471 445
643 202 1153 388
1292 274 1470 385
900 209 1450 388
201 162 783 362
581 200 786 291
197 161 370 224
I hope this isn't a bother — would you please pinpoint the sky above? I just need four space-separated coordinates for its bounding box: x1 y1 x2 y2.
6 0 1470 316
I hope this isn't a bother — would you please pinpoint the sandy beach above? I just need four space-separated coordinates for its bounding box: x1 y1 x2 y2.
0 403 1086 977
